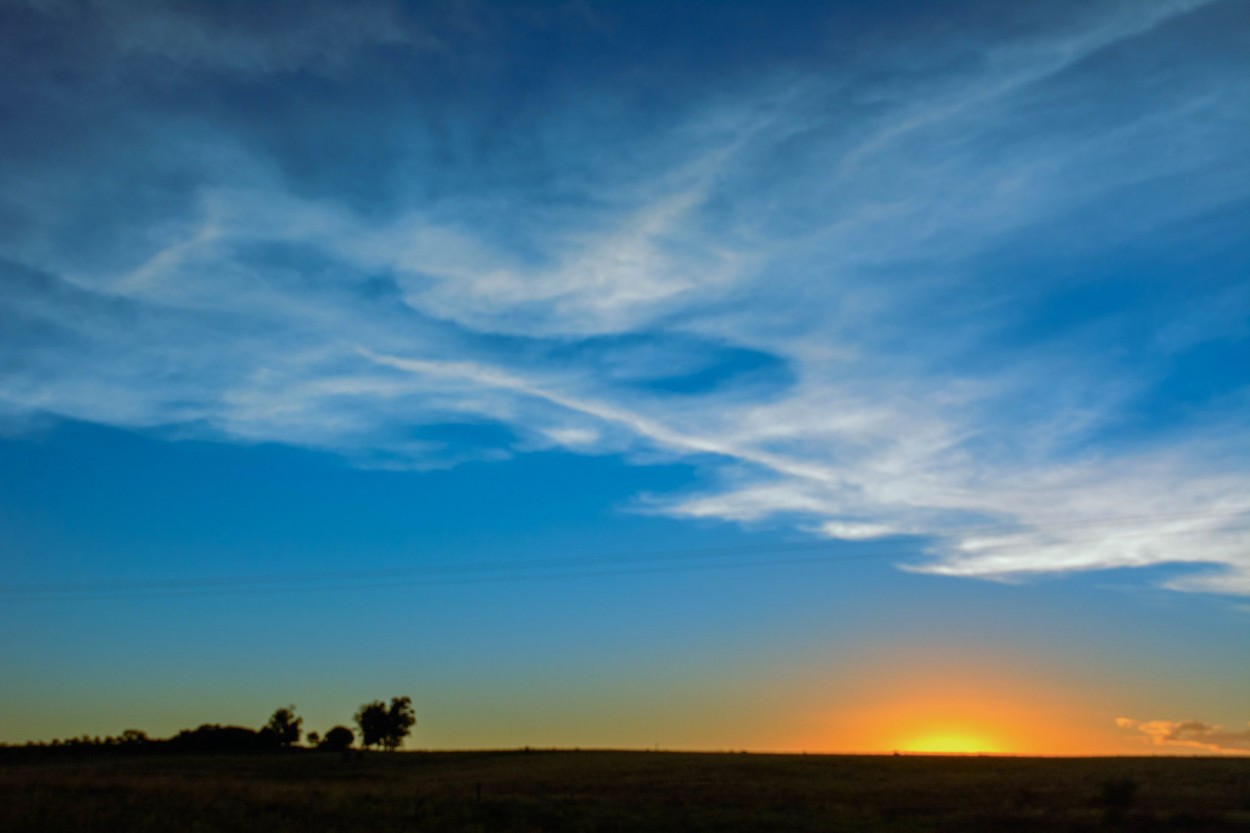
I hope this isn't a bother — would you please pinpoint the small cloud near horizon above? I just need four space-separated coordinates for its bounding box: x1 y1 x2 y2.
1115 717 1250 754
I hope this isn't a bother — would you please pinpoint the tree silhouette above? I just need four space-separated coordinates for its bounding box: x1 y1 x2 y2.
320 726 354 751
354 701 388 749
385 696 416 750
264 706 302 748
354 697 415 750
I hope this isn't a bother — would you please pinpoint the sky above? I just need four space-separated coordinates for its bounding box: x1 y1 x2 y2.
1 0 1248 755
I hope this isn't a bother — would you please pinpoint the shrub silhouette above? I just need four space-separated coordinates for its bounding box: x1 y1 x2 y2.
168 724 277 753
264 706 302 748
320 726 354 751
119 729 148 747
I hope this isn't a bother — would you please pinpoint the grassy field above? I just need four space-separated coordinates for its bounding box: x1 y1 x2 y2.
2 749 1248 832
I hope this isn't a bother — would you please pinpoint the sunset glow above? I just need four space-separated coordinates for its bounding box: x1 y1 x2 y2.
794 651 1141 757
900 733 1000 755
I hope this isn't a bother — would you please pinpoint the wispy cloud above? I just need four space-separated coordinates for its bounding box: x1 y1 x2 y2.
2 1 1248 591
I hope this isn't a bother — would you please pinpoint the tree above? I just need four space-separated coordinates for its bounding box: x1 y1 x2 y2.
385 696 416 750
320 725 354 751
265 705 302 748
354 696 416 750
354 701 388 750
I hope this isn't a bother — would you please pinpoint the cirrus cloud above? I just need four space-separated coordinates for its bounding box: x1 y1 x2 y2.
2 0 1248 593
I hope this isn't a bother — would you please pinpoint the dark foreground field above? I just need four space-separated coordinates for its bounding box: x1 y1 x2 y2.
2 749 1248 832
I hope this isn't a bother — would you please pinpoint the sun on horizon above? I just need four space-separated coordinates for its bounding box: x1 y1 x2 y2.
898 732 1002 755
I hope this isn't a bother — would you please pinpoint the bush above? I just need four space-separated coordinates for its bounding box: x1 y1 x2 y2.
319 726 354 751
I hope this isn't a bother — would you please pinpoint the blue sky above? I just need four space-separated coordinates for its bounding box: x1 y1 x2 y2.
1 0 1248 753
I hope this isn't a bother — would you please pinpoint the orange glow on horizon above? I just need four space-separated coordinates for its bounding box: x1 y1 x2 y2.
899 731 1001 755
793 652 1126 756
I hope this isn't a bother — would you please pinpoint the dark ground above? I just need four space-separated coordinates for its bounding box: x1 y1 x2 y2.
2 748 1248 832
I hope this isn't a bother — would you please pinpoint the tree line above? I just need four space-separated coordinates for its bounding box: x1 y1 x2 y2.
1 697 415 754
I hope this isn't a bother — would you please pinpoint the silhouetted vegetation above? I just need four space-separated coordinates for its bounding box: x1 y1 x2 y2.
264 705 302 748
169 724 280 753
354 696 416 751
2 697 413 756
319 725 355 751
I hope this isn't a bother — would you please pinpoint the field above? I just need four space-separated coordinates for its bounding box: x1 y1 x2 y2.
2 749 1248 832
